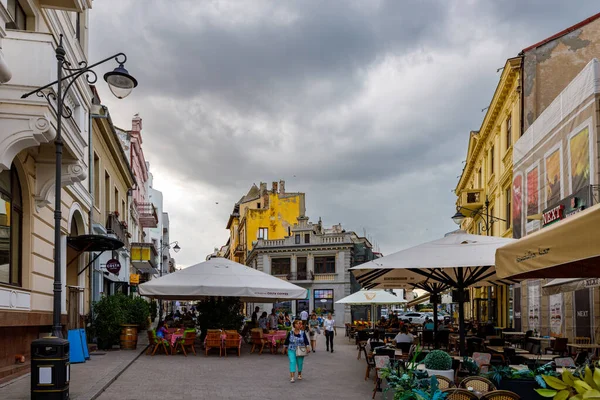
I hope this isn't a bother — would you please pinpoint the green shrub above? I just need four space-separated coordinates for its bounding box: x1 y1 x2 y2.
127 296 150 328
195 297 244 341
92 294 126 349
423 350 452 370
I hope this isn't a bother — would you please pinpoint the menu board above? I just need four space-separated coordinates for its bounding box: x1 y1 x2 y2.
549 293 563 336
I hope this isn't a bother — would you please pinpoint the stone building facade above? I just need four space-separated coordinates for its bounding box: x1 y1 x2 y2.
246 216 375 326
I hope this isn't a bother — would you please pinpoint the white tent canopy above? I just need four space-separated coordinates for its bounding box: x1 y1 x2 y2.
336 290 406 305
138 258 307 302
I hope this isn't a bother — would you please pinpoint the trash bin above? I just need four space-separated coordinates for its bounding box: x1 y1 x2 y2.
31 337 70 400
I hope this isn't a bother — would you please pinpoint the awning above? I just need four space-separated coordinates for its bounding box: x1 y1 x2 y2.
407 293 431 308
542 278 600 295
131 242 158 275
67 234 124 252
336 290 406 305
496 204 600 280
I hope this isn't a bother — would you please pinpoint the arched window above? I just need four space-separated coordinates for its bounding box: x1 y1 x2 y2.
0 164 22 286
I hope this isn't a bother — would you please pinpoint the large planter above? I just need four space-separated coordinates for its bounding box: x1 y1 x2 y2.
425 368 455 382
120 324 138 350
499 379 544 399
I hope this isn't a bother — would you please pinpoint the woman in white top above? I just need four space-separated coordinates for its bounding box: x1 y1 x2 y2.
323 313 336 352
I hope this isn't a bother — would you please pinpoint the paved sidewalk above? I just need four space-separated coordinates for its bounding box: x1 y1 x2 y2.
0 333 149 400
97 333 377 400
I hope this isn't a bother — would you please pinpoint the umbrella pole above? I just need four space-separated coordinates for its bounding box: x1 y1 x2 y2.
433 297 438 349
458 288 466 356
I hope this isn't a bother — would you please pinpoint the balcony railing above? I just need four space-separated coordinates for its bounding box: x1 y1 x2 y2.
255 234 350 248
106 213 129 248
135 200 158 228
314 273 336 281
234 244 244 256
272 271 315 281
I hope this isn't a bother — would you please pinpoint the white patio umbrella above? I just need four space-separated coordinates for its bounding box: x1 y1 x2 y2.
336 289 406 328
350 231 516 355
139 257 307 302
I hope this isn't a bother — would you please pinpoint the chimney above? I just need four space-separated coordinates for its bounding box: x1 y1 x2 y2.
132 113 142 133
259 182 267 194
279 180 285 194
272 181 278 193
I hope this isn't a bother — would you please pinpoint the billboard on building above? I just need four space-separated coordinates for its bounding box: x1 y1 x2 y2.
512 58 599 239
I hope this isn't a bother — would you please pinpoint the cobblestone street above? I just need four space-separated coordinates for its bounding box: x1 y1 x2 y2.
98 334 376 400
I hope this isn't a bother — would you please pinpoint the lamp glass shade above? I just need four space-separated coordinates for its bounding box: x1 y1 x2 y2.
103 64 137 99
173 244 181 253
451 210 466 225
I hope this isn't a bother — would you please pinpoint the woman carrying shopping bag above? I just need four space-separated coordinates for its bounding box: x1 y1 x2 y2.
283 319 310 383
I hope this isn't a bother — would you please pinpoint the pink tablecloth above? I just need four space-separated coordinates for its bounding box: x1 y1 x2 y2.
264 331 288 347
169 333 183 347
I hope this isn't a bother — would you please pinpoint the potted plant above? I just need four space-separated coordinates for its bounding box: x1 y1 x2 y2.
536 366 599 399
92 294 126 350
423 349 454 381
484 364 556 399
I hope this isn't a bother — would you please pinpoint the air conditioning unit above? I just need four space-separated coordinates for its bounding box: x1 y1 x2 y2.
460 189 484 215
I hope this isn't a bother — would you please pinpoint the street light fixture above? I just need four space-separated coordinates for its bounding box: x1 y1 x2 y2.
21 35 137 338
451 196 506 236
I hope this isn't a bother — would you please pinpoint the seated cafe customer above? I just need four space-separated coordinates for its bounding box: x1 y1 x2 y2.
394 327 414 344
423 318 434 331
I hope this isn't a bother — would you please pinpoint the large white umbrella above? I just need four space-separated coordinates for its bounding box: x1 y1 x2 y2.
350 231 516 355
139 257 307 302
336 290 406 328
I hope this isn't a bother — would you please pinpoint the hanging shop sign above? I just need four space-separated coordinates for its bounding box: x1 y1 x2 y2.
106 259 121 275
542 205 564 226
130 274 140 285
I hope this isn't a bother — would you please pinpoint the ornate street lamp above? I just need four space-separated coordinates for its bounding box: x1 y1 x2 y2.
21 35 137 338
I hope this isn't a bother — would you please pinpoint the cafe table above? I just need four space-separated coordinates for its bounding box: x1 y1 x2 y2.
529 337 555 344
568 343 600 358
502 332 526 337
520 353 557 361
263 330 288 353
486 346 529 354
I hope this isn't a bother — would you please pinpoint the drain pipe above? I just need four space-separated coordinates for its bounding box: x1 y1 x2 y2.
88 100 108 319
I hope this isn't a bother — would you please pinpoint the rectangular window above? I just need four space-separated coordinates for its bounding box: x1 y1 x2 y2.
304 233 310 244
314 256 336 274
104 171 110 217
506 114 512 149
314 289 334 313
114 187 119 215
7 0 27 30
505 188 512 229
297 257 307 280
490 146 495 175
271 258 291 276
257 227 268 240
93 153 100 208
256 202 261 209
295 234 300 244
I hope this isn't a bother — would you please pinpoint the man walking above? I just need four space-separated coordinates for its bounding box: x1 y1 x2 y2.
268 309 278 330
323 313 336 352
300 308 309 330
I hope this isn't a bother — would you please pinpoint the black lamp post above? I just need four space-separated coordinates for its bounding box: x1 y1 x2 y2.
452 196 506 236
21 35 137 338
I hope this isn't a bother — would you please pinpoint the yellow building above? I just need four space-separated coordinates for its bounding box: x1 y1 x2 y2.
225 180 305 265
454 57 521 328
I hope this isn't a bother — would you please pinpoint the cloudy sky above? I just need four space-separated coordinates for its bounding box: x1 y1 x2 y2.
89 0 600 267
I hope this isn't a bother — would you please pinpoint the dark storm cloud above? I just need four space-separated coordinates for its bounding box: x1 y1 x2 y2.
89 1 600 265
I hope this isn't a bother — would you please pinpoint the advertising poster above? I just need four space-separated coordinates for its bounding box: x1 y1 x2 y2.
574 288 592 338
512 175 523 239
527 167 539 217
528 282 540 331
545 150 561 206
569 126 590 194
513 286 521 331
549 294 563 336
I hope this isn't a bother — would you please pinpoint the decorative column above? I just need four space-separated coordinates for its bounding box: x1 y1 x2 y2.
290 255 297 279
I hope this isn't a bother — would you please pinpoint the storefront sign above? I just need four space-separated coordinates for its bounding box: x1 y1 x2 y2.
513 286 521 331
542 205 564 226
106 259 121 275
549 294 563 336
130 274 140 285
574 288 592 338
